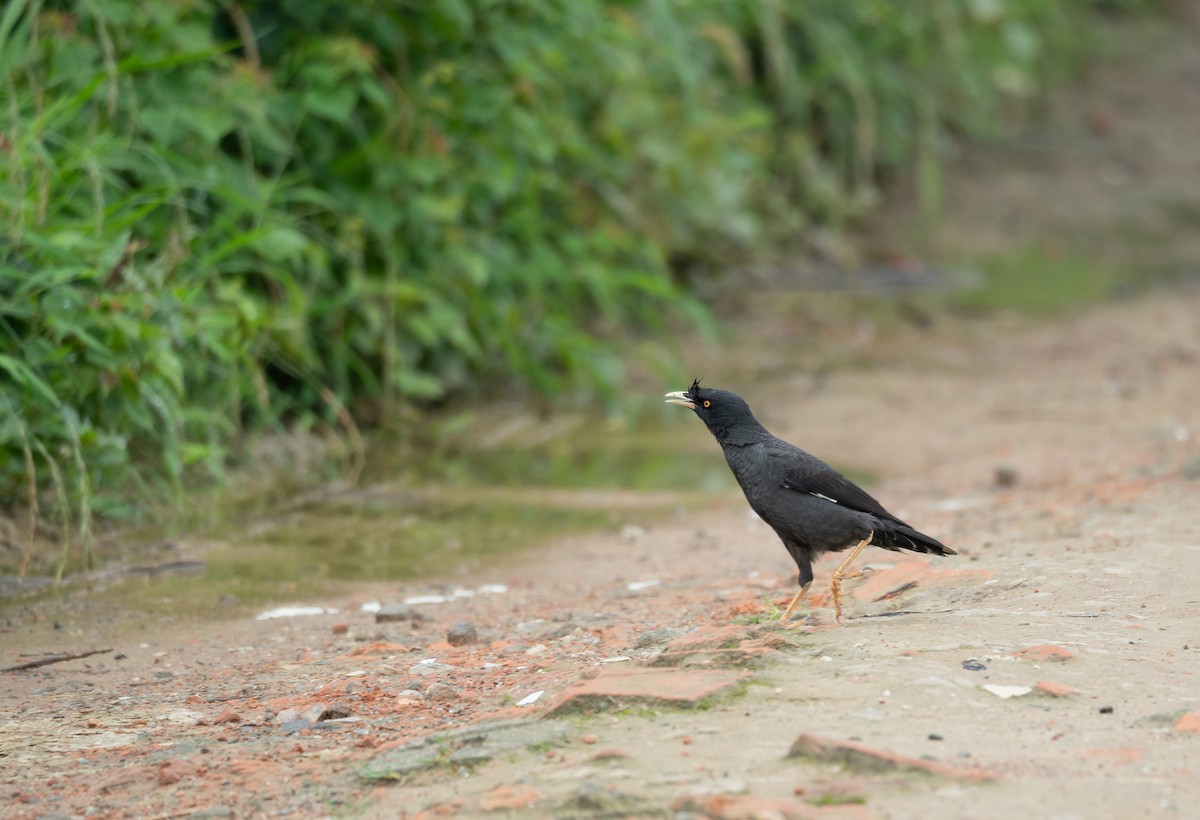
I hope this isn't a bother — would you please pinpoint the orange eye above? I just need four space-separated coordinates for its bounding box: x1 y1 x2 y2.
703 400 711 408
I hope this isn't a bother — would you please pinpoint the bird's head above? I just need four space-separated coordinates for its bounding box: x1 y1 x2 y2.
664 379 763 443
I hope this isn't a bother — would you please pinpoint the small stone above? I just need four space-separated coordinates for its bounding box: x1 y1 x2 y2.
447 622 478 646
331 622 350 635
994 466 1019 488
274 708 299 725
408 660 455 676
425 682 459 703
1099 706 1114 714
961 659 987 672
317 703 353 721
581 734 597 745
281 719 310 734
213 708 241 724
301 703 328 724
928 733 944 741
160 709 206 726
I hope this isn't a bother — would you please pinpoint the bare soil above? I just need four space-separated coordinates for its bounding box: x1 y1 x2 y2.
4 14 1200 820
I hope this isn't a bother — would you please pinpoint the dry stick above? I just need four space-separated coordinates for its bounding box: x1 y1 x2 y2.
318 384 366 486
1 648 113 673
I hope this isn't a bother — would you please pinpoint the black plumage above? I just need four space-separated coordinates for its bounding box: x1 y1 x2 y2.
666 379 954 621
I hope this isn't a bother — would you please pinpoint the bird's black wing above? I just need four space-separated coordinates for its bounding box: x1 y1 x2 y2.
780 460 896 520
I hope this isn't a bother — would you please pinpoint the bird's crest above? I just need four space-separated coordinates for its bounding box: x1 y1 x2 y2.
688 377 702 396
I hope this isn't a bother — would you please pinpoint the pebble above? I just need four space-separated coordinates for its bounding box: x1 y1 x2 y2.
425 682 459 702
447 622 478 646
994 466 1019 488
318 703 353 721
301 704 328 724
408 660 455 676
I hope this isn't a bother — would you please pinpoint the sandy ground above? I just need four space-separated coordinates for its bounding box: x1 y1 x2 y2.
3 290 1200 819
4 12 1200 820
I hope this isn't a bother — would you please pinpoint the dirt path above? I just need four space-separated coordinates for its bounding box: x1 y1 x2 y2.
4 290 1199 819
5 13 1200 820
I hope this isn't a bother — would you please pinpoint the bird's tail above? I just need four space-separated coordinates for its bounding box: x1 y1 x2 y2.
874 520 955 556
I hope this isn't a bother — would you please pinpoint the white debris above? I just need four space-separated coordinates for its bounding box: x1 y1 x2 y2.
626 579 661 592
600 656 631 664
516 690 544 707
982 684 1033 699
255 605 338 620
359 585 510 607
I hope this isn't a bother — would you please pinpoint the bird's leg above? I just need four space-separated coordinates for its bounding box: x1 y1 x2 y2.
830 532 872 622
780 582 811 623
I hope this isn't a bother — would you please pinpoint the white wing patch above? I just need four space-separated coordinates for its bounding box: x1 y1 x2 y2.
811 492 839 504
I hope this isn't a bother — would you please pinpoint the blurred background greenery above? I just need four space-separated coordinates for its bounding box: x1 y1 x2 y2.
0 0 1158 572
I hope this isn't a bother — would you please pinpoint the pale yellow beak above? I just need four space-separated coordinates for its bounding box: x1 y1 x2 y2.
664 390 696 409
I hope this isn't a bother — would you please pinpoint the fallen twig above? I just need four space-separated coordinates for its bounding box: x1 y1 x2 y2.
2 648 113 673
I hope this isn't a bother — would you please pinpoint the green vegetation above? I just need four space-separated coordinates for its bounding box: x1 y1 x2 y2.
0 0 1140 569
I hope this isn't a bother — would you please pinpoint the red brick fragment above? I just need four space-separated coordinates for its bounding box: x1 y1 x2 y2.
1034 681 1079 697
1017 645 1075 662
157 758 199 786
213 708 241 724
480 784 539 811
1174 712 1200 734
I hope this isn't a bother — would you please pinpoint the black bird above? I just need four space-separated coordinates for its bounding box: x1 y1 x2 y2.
665 379 954 622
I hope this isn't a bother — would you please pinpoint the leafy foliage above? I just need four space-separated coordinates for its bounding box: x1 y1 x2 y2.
0 0 1134 563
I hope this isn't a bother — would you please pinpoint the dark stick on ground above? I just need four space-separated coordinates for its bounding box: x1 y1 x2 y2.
2 647 113 673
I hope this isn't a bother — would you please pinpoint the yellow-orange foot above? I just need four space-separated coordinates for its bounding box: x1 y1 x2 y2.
829 534 872 622
779 582 811 623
